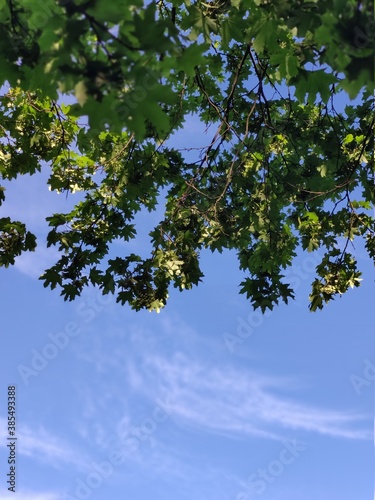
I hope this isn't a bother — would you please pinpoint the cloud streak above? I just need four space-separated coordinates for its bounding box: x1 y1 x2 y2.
0 491 60 500
143 353 371 441
74 315 372 444
0 418 92 471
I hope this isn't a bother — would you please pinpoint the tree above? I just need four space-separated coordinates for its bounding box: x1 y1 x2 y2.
0 0 373 312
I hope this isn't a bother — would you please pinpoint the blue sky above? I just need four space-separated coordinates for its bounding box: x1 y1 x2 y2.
0 99 374 500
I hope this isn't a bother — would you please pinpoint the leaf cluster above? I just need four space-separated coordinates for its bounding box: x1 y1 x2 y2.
0 0 373 311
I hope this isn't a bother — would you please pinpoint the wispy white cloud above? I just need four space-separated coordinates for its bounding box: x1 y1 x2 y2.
63 311 372 499
142 353 371 441
0 418 92 471
0 491 60 500
14 245 60 279
73 312 372 444
120 441 245 500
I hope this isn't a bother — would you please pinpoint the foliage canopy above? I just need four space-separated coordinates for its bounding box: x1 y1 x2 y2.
0 0 374 312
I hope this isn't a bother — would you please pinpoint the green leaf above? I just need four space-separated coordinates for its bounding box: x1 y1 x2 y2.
343 133 354 144
0 0 372 312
